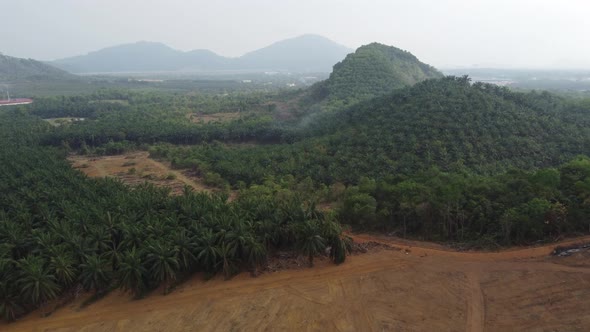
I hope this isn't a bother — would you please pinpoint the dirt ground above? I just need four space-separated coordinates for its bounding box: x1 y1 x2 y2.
186 112 241 124
44 117 86 127
68 152 215 196
4 234 590 332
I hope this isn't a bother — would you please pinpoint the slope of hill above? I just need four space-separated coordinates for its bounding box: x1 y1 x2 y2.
0 54 74 80
51 35 351 74
311 43 443 103
305 76 588 175
158 77 589 187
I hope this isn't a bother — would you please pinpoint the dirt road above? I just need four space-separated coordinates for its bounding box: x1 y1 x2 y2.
4 235 590 332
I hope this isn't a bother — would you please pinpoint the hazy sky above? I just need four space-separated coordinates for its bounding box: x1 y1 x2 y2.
2 0 589 68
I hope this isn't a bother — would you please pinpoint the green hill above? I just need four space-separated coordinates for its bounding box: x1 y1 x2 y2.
311 43 443 103
0 54 74 80
305 76 589 176
159 77 589 185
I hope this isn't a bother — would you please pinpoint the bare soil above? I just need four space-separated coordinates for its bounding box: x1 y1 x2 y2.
44 117 86 127
186 112 241 124
69 152 215 196
4 234 590 332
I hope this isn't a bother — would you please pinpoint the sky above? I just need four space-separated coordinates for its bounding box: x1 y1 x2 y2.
1 0 589 69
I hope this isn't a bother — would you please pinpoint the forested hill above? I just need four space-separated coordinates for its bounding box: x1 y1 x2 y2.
306 76 589 176
310 43 443 104
0 54 75 80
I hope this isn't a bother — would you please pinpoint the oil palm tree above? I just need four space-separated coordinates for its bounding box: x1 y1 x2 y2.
195 229 220 273
0 280 23 322
216 242 238 280
171 229 197 271
79 254 111 292
144 240 179 285
17 255 61 315
0 250 22 321
49 250 78 286
245 238 266 276
297 221 326 267
118 248 147 296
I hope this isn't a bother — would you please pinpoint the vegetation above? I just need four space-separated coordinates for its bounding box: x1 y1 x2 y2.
310 43 442 105
149 77 590 244
2 41 590 324
0 110 347 322
0 54 74 81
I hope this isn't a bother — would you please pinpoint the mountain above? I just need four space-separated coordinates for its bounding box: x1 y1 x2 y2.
0 54 74 80
51 41 228 73
51 35 351 74
236 34 352 72
311 43 443 102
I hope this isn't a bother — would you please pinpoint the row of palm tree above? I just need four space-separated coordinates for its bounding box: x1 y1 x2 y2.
0 120 349 322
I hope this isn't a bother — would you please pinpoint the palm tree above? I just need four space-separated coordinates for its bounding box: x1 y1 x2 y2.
171 229 197 271
118 248 146 297
225 220 253 258
17 256 61 315
297 221 326 267
144 241 179 286
79 254 111 292
320 220 348 264
0 280 23 322
195 229 220 273
103 241 124 271
0 251 23 322
245 238 266 276
216 242 238 280
49 251 78 286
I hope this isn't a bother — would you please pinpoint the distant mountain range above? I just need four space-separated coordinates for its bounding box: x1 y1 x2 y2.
51 35 353 74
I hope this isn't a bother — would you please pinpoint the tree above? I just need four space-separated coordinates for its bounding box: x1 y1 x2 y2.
195 229 220 273
17 256 61 314
49 251 78 287
79 255 111 292
297 221 326 267
245 238 266 276
118 248 147 296
145 241 180 286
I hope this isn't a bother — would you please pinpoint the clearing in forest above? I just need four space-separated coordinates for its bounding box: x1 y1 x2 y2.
186 112 242 124
68 152 216 195
5 234 590 332
44 117 86 127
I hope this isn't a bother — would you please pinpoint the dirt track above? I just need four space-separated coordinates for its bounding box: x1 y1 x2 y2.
4 235 590 332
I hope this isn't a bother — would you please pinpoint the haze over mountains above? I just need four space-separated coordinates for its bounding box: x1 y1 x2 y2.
51 35 352 74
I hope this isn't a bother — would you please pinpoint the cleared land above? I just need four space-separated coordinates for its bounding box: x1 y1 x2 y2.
186 112 241 124
4 235 590 332
69 152 214 195
44 117 86 127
